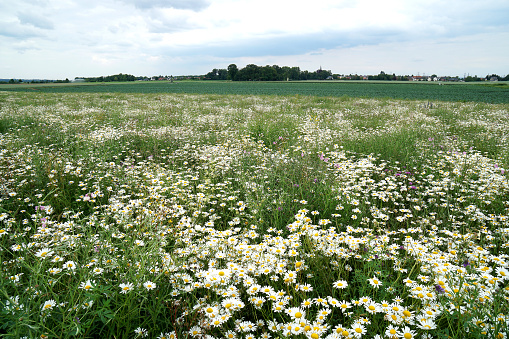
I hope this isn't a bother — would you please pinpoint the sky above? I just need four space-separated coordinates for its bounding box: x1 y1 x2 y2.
1 0 508 79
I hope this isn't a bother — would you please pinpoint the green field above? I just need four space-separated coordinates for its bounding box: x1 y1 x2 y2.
1 90 508 338
2 80 509 103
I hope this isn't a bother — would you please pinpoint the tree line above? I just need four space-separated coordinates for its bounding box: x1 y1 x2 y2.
205 64 333 81
81 73 138 82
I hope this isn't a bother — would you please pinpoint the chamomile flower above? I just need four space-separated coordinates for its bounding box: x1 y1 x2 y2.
333 280 348 289
119 282 134 294
143 281 156 290
399 326 417 339
41 300 56 312
368 276 383 288
35 248 54 259
338 300 352 313
79 279 95 291
63 260 77 270
385 325 399 338
364 301 381 314
351 323 366 338
134 327 148 337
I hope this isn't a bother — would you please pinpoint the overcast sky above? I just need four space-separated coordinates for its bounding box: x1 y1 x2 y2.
1 0 508 79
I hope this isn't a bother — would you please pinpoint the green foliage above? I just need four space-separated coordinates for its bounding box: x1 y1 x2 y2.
0 91 508 338
2 81 508 103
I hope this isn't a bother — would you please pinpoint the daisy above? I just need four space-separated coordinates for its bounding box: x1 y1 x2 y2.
143 281 156 290
416 316 436 330
63 260 77 270
134 327 148 337
79 279 95 291
385 325 399 339
399 326 417 339
351 323 366 338
35 248 54 259
119 282 134 294
338 300 352 312
92 267 104 275
368 276 383 288
41 300 56 312
333 280 348 289
359 296 371 305
364 301 381 314
286 307 306 321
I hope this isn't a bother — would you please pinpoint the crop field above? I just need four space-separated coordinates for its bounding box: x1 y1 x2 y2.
1 80 509 104
0 90 509 338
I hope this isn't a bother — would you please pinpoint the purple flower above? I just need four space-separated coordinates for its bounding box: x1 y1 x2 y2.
435 285 445 294
462 260 470 268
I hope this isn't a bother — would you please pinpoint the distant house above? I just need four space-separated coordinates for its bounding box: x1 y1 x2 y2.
490 76 499 82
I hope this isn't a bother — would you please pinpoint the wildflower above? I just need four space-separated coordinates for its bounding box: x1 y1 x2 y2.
79 280 95 291
41 300 56 312
368 276 382 288
63 261 77 271
157 333 176 339
286 307 306 321
189 326 202 337
134 327 148 337
119 282 134 294
434 284 445 294
338 300 352 313
81 299 93 309
416 316 436 330
365 301 381 314
143 281 156 290
358 296 371 305
385 325 399 338
92 267 104 275
35 248 54 259
333 280 348 289
351 323 366 338
399 326 417 339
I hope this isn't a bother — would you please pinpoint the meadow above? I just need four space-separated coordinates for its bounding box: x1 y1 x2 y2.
0 89 508 338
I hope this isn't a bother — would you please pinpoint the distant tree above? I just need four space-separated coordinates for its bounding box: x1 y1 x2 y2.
465 75 481 82
288 67 300 80
486 74 501 81
217 69 227 80
227 64 238 80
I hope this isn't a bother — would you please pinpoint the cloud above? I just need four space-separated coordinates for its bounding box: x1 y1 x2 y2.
118 0 210 11
0 20 44 39
144 10 201 34
17 11 54 30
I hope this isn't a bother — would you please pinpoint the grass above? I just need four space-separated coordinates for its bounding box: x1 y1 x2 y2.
0 91 508 338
